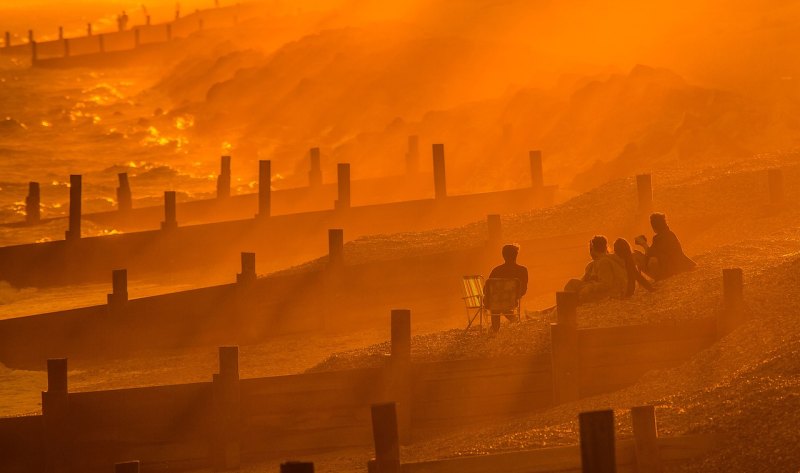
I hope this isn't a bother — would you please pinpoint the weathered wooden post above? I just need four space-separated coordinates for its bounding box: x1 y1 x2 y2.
28 29 34 43
636 174 653 216
309 147 323 188
134 28 141 48
530 150 544 190
487 214 502 248
25 182 41 224
4 32 10 48
256 160 271 219
579 409 616 473
107 269 128 309
550 291 580 404
58 26 64 40
42 358 69 473
146 15 151 26
65 174 81 241
211 346 241 470
328 228 344 269
63 38 70 58
631 405 663 473
166 24 172 41
768 168 783 205
370 402 401 473
389 309 412 444
217 155 231 199
432 143 447 199
114 461 139 473
117 173 132 212
161 190 177 230
236 252 256 284
31 40 38 64
335 163 351 210
87 23 92 36
98 34 105 53
406 135 419 174
281 462 314 473
719 268 744 335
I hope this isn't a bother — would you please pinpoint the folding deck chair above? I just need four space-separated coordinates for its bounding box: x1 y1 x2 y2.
462 275 485 330
462 276 522 331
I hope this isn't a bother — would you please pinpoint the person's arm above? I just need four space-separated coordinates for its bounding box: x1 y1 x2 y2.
646 234 663 258
634 269 655 291
519 268 528 297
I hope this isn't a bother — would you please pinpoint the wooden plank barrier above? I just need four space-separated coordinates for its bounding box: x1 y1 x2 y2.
551 291 580 403
579 409 616 473
281 462 314 473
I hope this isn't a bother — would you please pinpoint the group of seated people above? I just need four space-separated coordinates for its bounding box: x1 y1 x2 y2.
483 212 696 332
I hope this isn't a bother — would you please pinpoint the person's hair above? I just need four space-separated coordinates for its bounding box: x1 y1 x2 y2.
650 212 669 233
613 237 636 269
589 235 608 254
502 244 519 262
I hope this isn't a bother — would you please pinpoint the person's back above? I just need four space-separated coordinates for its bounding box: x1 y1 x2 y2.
485 244 528 332
638 213 696 280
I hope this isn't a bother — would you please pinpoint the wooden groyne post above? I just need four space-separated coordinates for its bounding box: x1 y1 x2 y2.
631 405 664 473
328 229 344 269
63 38 70 58
281 462 314 473
117 173 132 213
636 174 653 216
211 346 241 470
4 32 10 48
87 23 92 36
487 214 502 249
369 402 401 473
217 156 231 199
719 267 744 334
551 291 580 403
406 135 419 174
768 168 783 205
390 309 412 444
161 191 177 231
98 34 105 53
530 150 544 190
65 174 81 241
25 182 40 224
257 160 271 219
432 144 447 200
42 358 69 473
58 26 64 40
335 163 351 210
579 409 616 473
115 461 139 473
107 269 128 310
134 28 141 48
236 252 256 284
309 148 323 188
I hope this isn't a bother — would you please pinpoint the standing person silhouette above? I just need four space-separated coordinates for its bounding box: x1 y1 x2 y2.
485 244 528 333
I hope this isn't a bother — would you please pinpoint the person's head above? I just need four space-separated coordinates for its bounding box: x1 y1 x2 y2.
502 244 519 263
613 238 633 260
589 235 608 260
650 212 669 233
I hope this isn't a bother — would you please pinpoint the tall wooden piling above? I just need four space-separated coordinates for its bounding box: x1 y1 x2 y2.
530 150 544 190
107 269 128 308
432 144 447 199
161 191 177 230
87 23 92 36
579 409 616 473
636 174 653 216
146 15 151 26
390 309 412 443
211 346 241 470
58 26 63 40
65 174 81 241
63 38 70 57
768 168 783 205
406 135 419 174
551 291 579 403
115 461 139 473
98 34 105 53
31 40 38 64
134 28 140 48
487 214 502 248
29 30 34 43
237 252 256 284
335 163 351 210
631 405 663 473
309 148 323 187
370 402 400 473
217 155 231 199
4 32 10 48
257 160 271 219
166 24 172 41
281 462 314 473
25 182 41 225
42 358 69 473
117 173 132 212
328 229 344 269
719 268 744 334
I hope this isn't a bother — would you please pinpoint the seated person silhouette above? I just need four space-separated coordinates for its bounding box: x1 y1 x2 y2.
634 213 696 281
564 235 627 303
484 244 528 332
